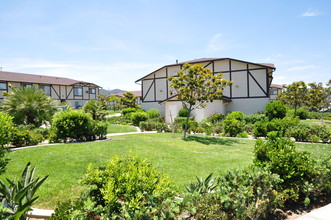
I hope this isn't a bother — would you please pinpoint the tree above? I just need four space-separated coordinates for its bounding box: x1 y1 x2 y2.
168 63 232 139
305 82 329 112
120 92 139 109
1 86 56 127
83 100 107 121
107 94 120 110
97 93 108 109
276 81 307 117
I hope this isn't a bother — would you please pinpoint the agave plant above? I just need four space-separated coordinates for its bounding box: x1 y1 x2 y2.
0 162 48 220
185 173 217 194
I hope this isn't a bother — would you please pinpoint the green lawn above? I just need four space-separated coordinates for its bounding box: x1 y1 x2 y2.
2 133 330 209
107 124 137 133
300 119 331 129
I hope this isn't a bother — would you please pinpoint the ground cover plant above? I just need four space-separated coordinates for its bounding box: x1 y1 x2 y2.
1 133 330 210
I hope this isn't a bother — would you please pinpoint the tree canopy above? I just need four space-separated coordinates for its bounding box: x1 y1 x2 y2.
1 86 56 127
168 63 232 138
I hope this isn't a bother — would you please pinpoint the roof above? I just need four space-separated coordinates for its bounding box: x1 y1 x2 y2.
115 91 142 97
136 57 276 82
0 71 99 87
270 84 283 89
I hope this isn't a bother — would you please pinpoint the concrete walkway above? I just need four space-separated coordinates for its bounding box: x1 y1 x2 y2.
296 203 331 220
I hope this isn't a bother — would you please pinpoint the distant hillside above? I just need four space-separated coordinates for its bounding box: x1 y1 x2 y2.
99 88 126 96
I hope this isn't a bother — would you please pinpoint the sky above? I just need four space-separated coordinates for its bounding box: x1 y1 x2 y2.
0 0 330 91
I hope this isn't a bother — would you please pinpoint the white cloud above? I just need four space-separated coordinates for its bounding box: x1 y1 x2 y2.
207 34 226 52
301 8 321 17
285 65 315 72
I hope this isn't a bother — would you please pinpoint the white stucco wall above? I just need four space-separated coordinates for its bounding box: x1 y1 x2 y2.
141 102 165 116
226 98 269 115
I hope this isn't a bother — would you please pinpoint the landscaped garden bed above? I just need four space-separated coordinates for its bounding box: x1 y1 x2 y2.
2 133 330 210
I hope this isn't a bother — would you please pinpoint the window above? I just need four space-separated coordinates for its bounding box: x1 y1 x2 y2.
74 87 83 96
270 90 278 95
89 88 96 94
0 82 7 90
23 84 32 88
75 101 84 108
39 85 51 96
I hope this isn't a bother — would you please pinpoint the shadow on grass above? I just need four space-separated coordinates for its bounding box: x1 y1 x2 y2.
185 135 239 146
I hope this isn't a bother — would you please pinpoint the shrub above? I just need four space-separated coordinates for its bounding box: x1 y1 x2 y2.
207 113 225 124
121 107 138 116
237 131 249 138
310 135 320 143
212 124 223 134
285 123 311 142
11 127 43 147
92 121 107 140
310 125 331 143
178 108 189 117
226 111 244 121
222 111 245 137
139 121 169 132
193 167 282 220
244 113 267 124
296 108 308 120
0 112 14 147
52 154 179 219
52 110 94 142
253 120 268 137
254 133 319 203
147 108 161 118
130 111 149 126
265 100 287 120
253 117 299 138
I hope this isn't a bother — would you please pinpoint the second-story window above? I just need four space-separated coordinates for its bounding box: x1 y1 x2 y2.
89 88 96 94
23 84 32 88
74 87 83 96
0 82 7 90
40 85 51 96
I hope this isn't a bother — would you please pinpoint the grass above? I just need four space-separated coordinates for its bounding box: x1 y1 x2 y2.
300 119 331 129
2 133 330 209
107 123 137 133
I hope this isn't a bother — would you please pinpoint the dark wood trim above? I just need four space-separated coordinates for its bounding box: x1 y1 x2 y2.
154 74 156 102
51 85 60 99
204 61 213 68
231 96 268 99
247 64 250 97
142 78 155 101
66 87 73 99
229 60 232 98
248 71 267 96
266 69 270 96
166 68 169 99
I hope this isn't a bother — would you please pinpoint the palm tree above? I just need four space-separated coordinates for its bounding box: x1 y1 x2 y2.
1 86 57 127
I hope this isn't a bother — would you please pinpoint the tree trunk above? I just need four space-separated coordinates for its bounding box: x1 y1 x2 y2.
183 107 192 139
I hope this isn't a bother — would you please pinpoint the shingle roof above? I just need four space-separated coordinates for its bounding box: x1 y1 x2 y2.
0 71 99 87
115 91 142 97
135 57 276 82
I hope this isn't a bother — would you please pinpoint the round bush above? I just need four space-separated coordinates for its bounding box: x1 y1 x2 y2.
147 108 161 118
265 101 287 120
131 111 149 126
178 108 189 117
52 110 94 142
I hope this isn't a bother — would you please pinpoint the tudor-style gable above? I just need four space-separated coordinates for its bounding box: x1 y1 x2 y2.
136 58 275 104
